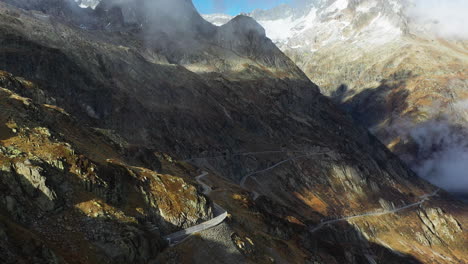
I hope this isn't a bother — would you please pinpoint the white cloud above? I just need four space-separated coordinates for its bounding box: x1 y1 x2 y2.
407 0 468 39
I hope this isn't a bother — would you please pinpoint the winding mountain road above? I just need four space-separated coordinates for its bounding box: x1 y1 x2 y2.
167 150 439 247
163 172 227 246
163 151 326 245
196 172 213 194
309 190 440 233
239 152 331 200
184 149 320 162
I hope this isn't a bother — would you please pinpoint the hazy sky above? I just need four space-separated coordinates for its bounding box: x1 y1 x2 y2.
193 0 291 15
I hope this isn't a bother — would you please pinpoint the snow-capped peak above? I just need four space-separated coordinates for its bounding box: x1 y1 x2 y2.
203 0 406 51
202 13 233 26
324 0 349 13
75 0 101 9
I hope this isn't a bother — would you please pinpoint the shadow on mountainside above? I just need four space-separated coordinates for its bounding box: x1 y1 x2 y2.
332 79 468 202
253 193 425 263
0 29 114 124
194 148 462 263
183 160 428 263
155 195 425 264
306 221 424 264
0 121 14 140
0 94 19 141
331 79 410 130
257 187 429 263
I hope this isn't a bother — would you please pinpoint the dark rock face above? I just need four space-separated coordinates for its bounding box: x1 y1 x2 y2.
215 16 290 69
0 0 466 263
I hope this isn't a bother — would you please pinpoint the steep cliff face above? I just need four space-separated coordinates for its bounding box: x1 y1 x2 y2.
0 0 466 263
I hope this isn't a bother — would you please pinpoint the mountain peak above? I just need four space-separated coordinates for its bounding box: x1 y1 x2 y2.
96 0 215 36
221 15 266 38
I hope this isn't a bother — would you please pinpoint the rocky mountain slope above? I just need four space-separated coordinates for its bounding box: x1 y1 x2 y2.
0 70 214 263
204 0 468 198
0 0 466 263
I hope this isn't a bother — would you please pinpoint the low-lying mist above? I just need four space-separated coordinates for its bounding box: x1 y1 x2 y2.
386 98 468 196
406 0 468 39
409 121 468 194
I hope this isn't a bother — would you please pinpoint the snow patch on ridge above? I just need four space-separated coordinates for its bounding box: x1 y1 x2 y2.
202 13 233 26
260 17 296 41
325 0 349 13
356 1 377 13
259 8 318 44
75 0 100 9
75 0 101 9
